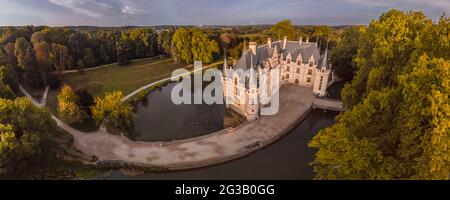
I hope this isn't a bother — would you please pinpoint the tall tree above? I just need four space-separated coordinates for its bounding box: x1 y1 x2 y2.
57 85 86 124
51 43 70 72
116 40 131 66
33 41 52 72
14 37 35 71
269 20 297 40
172 28 193 64
191 30 219 64
91 91 133 130
330 26 365 81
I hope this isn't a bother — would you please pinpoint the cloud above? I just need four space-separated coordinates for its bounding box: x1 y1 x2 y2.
121 5 140 15
48 0 117 18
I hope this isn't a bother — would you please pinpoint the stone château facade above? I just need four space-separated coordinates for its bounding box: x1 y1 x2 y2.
222 36 333 121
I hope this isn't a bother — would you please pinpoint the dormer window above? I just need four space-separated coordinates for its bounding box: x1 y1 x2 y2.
287 59 291 64
297 60 301 65
309 61 314 67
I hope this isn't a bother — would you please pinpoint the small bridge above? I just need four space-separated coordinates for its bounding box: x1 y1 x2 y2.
312 98 345 112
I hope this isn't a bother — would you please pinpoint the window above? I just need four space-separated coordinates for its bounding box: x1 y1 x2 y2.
287 59 291 64
296 68 300 73
307 77 311 83
234 78 238 85
295 79 299 84
308 69 313 75
319 84 322 91
297 60 301 65
309 61 314 67
286 66 290 72
286 74 290 79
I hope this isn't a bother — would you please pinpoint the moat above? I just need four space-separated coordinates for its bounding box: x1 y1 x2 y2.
99 109 338 180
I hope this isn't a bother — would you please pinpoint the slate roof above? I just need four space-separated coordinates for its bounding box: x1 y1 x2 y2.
224 39 330 88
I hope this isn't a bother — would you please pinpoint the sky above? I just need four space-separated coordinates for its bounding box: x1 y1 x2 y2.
0 0 449 26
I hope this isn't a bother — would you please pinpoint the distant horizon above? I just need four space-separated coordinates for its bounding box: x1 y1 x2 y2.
0 24 368 28
0 0 448 27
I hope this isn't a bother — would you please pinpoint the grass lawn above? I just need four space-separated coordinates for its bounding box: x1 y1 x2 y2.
46 57 189 115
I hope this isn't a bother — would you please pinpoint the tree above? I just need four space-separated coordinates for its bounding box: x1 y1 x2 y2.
51 43 70 72
91 91 133 130
14 37 34 71
0 80 15 99
30 31 45 44
33 41 52 72
116 40 131 66
4 43 17 67
191 30 219 64
330 26 364 81
172 28 193 64
310 10 450 180
57 85 86 124
0 97 60 176
269 20 297 40
83 48 96 68
74 87 94 115
0 47 6 65
157 29 174 56
0 65 19 93
0 123 40 176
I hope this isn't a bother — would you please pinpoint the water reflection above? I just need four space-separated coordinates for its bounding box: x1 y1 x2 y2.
129 80 227 142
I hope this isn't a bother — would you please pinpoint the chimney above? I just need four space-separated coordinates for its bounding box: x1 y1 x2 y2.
306 37 309 43
249 42 257 55
267 38 272 48
299 37 303 46
283 36 288 49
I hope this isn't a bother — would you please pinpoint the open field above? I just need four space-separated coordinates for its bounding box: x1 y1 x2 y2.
46 58 189 114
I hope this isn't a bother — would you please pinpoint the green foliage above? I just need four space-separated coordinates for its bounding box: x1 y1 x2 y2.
51 43 70 72
83 48 96 68
0 80 15 99
33 41 52 72
91 91 133 130
191 30 219 64
310 10 450 180
172 28 193 64
57 85 86 124
330 26 364 81
172 28 219 64
14 37 35 71
0 65 19 92
269 20 297 40
116 40 131 66
0 97 60 176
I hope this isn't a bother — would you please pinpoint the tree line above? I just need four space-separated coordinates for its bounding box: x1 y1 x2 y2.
0 26 176 89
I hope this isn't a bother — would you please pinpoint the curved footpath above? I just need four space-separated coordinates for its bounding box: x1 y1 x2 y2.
21 75 314 170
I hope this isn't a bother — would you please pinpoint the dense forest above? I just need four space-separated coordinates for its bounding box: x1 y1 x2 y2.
310 10 449 180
